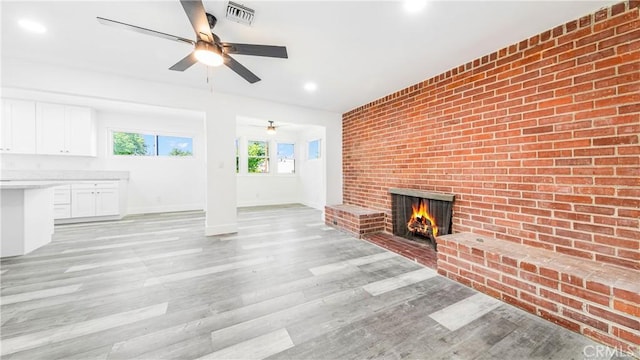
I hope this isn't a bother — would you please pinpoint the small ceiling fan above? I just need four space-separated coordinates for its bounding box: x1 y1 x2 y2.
97 0 287 83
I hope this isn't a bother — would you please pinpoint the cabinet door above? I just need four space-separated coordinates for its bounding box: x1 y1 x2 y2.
1 99 36 154
65 106 96 156
95 188 119 216
36 103 67 155
71 188 96 218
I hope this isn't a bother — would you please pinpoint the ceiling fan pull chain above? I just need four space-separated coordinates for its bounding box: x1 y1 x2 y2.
207 66 215 93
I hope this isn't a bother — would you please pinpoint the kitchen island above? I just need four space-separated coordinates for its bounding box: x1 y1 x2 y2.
0 170 129 257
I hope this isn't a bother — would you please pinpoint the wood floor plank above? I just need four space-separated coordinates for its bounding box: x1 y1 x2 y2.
362 268 437 296
1 302 168 356
0 284 82 305
428 292 502 331
309 251 398 276
200 328 294 360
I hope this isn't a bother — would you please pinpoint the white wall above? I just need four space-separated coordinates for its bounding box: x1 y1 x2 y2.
299 126 326 209
1 59 343 235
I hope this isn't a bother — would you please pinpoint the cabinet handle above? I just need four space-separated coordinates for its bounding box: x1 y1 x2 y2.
60 150 64 153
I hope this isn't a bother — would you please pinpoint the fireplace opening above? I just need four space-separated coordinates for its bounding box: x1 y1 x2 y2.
390 189 454 250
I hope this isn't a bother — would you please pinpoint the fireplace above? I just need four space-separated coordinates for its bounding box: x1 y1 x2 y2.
390 188 454 250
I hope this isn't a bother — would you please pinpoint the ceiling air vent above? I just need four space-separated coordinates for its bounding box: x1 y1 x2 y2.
226 2 255 26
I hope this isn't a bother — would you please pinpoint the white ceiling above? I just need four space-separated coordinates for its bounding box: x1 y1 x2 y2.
1 0 616 113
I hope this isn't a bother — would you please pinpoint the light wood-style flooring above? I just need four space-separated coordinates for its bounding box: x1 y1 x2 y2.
1 205 613 359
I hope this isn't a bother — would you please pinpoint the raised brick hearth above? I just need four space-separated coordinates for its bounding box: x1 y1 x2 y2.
363 232 438 269
438 233 640 353
324 204 385 238
339 0 639 354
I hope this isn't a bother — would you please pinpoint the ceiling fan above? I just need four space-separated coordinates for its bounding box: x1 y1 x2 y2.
97 0 287 84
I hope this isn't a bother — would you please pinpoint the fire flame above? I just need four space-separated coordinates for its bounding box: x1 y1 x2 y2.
409 201 438 236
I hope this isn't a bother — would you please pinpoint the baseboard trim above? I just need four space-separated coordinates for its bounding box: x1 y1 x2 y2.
128 204 204 215
206 223 238 236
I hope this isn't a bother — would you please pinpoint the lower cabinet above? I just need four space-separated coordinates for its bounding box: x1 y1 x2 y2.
54 182 120 221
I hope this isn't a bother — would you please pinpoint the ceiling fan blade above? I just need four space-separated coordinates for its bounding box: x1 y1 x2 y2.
179 0 214 43
222 43 288 58
97 17 194 46
169 52 198 71
223 54 260 84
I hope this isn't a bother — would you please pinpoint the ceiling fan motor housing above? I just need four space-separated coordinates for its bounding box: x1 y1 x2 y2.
206 13 217 30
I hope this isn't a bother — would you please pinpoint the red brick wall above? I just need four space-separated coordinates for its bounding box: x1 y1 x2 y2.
342 1 640 270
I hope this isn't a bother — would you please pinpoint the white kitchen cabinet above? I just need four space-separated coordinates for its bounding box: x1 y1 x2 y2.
0 99 37 154
53 185 72 219
36 103 96 156
71 182 119 218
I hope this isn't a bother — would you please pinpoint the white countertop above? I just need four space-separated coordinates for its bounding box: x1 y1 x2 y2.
0 180 73 190
1 170 129 181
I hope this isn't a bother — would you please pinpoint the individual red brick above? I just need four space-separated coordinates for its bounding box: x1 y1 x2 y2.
519 261 538 273
596 254 640 270
613 288 640 304
612 327 640 348
521 271 559 289
539 267 559 280
583 328 634 354
613 299 640 317
539 309 581 332
521 292 558 312
562 273 586 287
540 288 584 310
503 294 537 313
486 278 518 296
562 307 610 332
502 275 537 294
588 304 640 330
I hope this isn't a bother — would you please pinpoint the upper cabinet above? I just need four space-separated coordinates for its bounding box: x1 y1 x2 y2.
0 99 37 154
36 102 96 156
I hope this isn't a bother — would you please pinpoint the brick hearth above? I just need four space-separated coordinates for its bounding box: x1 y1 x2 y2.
362 233 438 270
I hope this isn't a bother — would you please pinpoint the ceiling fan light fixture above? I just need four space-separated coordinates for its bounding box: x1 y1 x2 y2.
267 121 277 135
403 0 428 13
303 82 318 92
194 41 224 67
18 18 46 34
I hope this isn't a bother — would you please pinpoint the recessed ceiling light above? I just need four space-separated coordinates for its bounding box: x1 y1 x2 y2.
18 19 47 34
303 82 317 92
403 0 428 13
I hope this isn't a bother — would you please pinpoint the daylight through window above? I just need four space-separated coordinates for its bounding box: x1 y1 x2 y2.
277 143 295 174
248 140 269 173
308 139 321 160
112 131 193 157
